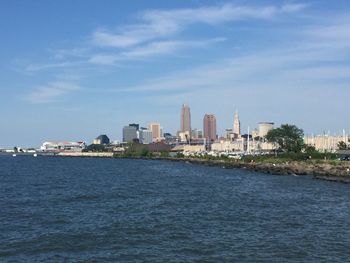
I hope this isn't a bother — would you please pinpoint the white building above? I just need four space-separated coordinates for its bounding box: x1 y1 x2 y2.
183 145 206 155
258 122 274 138
304 133 349 152
139 129 153 144
40 141 86 152
233 111 241 137
211 140 236 152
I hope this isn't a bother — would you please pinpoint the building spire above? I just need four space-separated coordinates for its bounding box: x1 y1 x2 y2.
233 109 241 137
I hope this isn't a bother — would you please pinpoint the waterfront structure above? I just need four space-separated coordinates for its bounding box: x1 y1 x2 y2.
93 134 110 145
258 122 274 138
304 133 349 152
211 140 236 152
183 145 206 155
123 125 138 143
180 104 191 133
211 138 275 153
40 141 86 152
203 114 217 143
233 111 241 138
139 128 153 144
149 123 162 142
147 142 171 152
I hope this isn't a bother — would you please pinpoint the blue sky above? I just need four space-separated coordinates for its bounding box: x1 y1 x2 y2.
1 0 350 147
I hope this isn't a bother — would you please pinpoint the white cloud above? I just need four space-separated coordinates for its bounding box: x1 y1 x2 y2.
109 40 350 95
305 17 350 48
24 82 80 103
89 38 226 65
91 3 306 48
25 62 74 72
20 3 307 71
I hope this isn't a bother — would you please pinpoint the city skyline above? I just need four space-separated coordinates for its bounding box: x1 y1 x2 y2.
1 0 350 147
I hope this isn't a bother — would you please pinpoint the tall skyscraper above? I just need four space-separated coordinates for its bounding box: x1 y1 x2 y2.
149 123 161 142
180 104 191 133
233 111 241 137
203 114 217 142
123 125 137 142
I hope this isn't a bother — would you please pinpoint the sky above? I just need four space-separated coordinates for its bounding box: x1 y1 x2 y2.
1 0 350 148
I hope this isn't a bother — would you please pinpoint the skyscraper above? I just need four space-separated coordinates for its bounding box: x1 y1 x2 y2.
129 123 139 131
233 111 241 137
203 114 217 142
180 104 191 133
123 125 137 142
149 123 161 142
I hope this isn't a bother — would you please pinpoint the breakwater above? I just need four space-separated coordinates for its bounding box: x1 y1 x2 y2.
57 152 114 157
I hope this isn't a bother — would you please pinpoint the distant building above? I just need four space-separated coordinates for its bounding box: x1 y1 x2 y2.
147 142 171 152
178 131 191 143
258 122 274 138
139 128 153 144
180 104 191 133
233 111 241 138
211 140 236 152
225 128 235 141
149 122 162 142
251 129 259 139
183 145 206 155
40 141 86 152
203 114 217 143
123 125 138 142
191 129 203 139
304 134 349 152
164 133 177 144
129 123 139 131
93 134 110 145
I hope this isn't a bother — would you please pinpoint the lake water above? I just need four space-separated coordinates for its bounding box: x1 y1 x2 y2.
0 156 349 262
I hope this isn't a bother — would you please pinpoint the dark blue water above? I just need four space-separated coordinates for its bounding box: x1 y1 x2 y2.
0 157 349 262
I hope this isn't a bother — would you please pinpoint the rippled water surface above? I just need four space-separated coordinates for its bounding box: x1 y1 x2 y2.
1 156 350 262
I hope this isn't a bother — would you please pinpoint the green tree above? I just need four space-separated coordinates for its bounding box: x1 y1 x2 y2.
84 144 106 152
265 124 304 153
304 145 317 154
337 141 348 150
140 147 150 157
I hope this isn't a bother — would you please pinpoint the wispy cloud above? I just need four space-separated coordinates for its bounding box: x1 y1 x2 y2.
19 3 307 71
89 38 225 65
305 16 350 49
25 62 78 72
24 82 80 103
108 28 350 95
91 3 306 48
